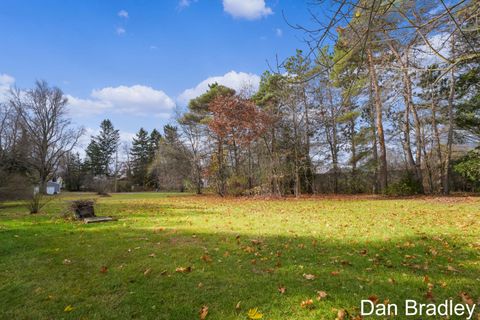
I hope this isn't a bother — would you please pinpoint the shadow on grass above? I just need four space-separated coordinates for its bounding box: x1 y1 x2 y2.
1 216 479 320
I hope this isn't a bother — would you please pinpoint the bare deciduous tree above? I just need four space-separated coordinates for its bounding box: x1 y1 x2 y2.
9 81 84 191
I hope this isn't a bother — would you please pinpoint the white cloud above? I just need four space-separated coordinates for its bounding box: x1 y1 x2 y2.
223 0 273 20
178 0 197 9
66 95 112 117
116 27 126 35
118 10 129 18
414 32 450 66
68 85 175 118
275 28 283 37
177 70 261 105
0 73 15 101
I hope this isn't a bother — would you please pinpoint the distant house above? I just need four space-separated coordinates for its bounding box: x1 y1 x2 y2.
46 181 61 195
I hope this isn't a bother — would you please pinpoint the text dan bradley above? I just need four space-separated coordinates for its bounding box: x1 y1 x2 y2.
361 299 476 319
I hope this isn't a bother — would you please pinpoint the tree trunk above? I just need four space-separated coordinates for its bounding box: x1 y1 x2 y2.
367 49 388 192
217 139 226 196
350 117 357 193
443 36 456 195
430 89 444 193
368 78 379 194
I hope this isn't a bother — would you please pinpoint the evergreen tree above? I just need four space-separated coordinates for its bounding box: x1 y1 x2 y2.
85 140 102 175
85 119 120 176
151 125 191 191
63 152 84 191
130 128 150 187
148 129 162 161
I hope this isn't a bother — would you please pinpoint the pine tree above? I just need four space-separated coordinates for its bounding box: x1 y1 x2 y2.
63 152 84 191
148 129 162 161
85 140 101 175
85 119 120 176
130 128 150 187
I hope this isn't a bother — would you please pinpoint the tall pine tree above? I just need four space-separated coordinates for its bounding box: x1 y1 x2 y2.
130 128 151 187
85 119 120 176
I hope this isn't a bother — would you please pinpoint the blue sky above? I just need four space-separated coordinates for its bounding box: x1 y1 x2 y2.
0 0 318 145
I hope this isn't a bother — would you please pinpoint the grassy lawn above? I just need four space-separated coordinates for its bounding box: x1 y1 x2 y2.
1 193 479 319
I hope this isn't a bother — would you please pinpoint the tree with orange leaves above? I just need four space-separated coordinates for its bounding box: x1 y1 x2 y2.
208 94 270 196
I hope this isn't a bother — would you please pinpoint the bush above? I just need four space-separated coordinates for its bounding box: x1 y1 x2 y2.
227 174 249 196
454 149 480 182
84 175 113 195
26 192 50 214
386 173 423 196
0 173 32 202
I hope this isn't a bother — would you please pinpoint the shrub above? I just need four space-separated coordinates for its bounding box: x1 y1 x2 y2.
227 174 249 196
84 175 113 195
386 173 423 196
454 149 480 183
26 192 50 214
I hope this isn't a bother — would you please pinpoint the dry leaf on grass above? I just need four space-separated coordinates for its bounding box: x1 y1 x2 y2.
368 295 379 304
303 273 315 280
247 308 263 319
459 292 474 306
64 305 74 312
201 254 212 263
316 291 328 300
336 309 346 320
301 299 314 309
176 266 192 273
199 305 209 320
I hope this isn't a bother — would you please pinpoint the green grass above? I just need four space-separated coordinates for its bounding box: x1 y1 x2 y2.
1 192 479 319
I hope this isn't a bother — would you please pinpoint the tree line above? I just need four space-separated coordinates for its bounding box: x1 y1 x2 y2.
1 0 479 199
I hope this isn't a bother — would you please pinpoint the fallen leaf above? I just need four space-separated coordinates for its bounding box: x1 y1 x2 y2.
100 266 108 273
301 299 314 309
368 295 379 304
235 301 241 311
176 266 192 273
143 268 152 276
199 305 209 320
316 291 328 300
247 308 263 319
63 259 72 265
459 292 474 306
425 289 434 301
423 275 429 283
303 273 315 280
149 253 156 258
244 246 255 253
64 305 74 312
278 286 286 294
331 271 340 276
447 265 459 272
153 227 165 233
336 309 346 320
201 254 212 263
